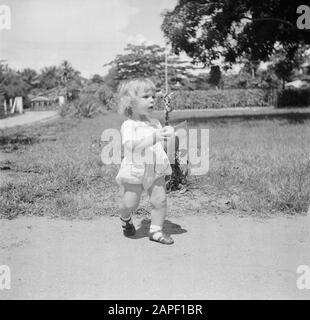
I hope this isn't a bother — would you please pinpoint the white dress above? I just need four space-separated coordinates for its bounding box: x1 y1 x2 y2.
115 118 172 191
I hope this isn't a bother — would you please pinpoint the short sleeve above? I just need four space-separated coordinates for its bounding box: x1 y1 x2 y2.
151 118 163 129
120 120 137 145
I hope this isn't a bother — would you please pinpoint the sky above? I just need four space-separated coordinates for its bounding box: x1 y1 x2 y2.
0 0 178 77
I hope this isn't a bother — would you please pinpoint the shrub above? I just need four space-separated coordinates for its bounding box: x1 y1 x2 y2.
59 93 112 118
155 89 269 110
59 83 114 118
277 88 310 108
59 101 76 117
96 85 113 109
73 95 103 118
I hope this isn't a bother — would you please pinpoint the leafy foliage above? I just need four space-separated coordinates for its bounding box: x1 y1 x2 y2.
209 65 222 88
164 89 270 110
104 43 194 89
37 66 60 90
90 74 104 84
161 0 310 66
60 81 113 118
19 68 39 88
0 62 30 102
58 60 83 101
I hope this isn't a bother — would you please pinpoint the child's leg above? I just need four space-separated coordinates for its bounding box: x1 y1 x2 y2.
147 176 167 226
119 183 143 236
120 183 143 218
147 176 174 244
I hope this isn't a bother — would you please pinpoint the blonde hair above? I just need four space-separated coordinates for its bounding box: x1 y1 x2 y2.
117 78 156 118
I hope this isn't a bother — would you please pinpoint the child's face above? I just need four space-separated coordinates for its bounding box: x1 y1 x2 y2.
134 89 155 116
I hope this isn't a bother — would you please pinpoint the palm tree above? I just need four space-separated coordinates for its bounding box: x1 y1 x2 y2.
38 66 59 90
19 68 39 88
58 60 81 101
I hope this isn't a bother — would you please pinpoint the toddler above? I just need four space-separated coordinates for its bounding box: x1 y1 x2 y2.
115 78 175 245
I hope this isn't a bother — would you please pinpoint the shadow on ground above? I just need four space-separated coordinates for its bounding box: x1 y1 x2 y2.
127 218 187 240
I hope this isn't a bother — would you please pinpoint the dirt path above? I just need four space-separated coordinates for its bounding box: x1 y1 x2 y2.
0 111 58 129
1 214 310 300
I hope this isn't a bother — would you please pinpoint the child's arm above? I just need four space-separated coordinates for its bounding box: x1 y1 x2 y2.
125 129 171 153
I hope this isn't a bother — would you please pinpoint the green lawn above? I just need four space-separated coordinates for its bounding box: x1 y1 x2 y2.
0 112 309 219
191 115 310 214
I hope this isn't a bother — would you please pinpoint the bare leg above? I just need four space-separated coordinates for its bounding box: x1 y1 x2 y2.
147 176 167 227
119 183 143 219
119 183 143 236
147 176 173 244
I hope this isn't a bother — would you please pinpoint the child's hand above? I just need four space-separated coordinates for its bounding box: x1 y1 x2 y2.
155 128 173 142
162 126 175 136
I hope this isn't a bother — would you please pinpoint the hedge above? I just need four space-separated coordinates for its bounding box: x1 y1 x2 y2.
277 88 310 108
155 89 271 110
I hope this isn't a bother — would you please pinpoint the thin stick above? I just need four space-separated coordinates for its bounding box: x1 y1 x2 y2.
165 44 169 125
165 46 168 96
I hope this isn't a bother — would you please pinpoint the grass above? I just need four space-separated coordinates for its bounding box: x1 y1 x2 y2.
190 115 310 215
0 113 122 219
0 112 309 219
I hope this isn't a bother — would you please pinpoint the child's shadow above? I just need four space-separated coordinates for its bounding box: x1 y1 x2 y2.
130 218 187 240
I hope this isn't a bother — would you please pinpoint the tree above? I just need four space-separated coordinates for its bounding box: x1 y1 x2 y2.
257 69 280 90
81 81 113 108
0 62 29 99
104 43 194 90
102 66 119 90
58 60 81 86
2 72 30 99
0 62 31 110
58 60 82 101
0 61 8 83
104 44 164 86
209 65 222 88
38 66 59 90
90 74 104 84
267 46 307 88
59 60 73 86
242 58 261 79
161 0 310 67
19 68 39 88
273 60 295 89
165 55 194 90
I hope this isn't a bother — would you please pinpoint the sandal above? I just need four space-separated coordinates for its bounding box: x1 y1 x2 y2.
149 231 174 245
121 218 136 237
